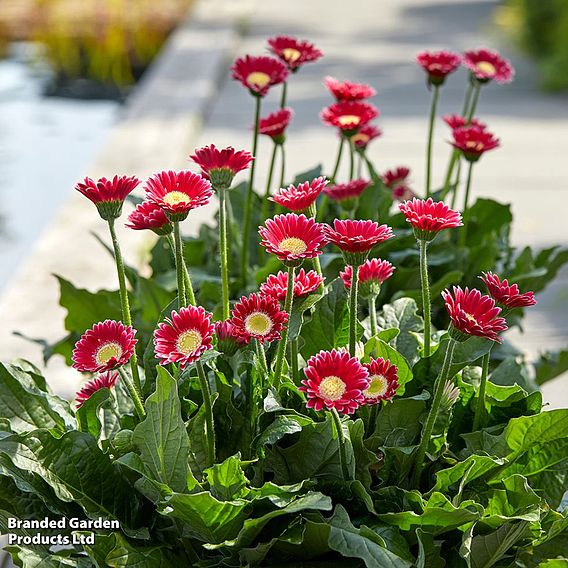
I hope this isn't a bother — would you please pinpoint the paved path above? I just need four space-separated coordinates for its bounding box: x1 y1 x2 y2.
0 0 566 407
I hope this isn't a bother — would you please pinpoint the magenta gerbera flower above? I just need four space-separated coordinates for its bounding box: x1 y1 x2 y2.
214 319 249 356
340 258 395 298
324 77 376 101
443 114 487 131
300 349 370 414
258 108 293 144
463 48 515 84
399 197 463 241
416 50 461 85
442 286 508 343
153 306 214 368
72 320 137 373
259 213 327 266
190 144 254 190
480 272 537 310
451 125 500 162
351 124 382 150
231 55 289 97
269 176 328 213
324 179 370 207
126 201 173 236
75 371 119 408
321 101 379 134
382 166 410 189
323 219 394 266
361 358 399 404
392 184 416 202
75 175 140 220
231 293 288 343
260 268 324 303
144 170 213 222
267 35 323 71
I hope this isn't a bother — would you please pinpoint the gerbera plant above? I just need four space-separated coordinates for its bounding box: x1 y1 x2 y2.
2 35 568 568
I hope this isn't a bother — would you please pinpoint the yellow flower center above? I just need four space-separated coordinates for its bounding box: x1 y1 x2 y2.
279 237 307 255
351 132 370 145
95 342 122 366
176 329 202 355
318 375 347 401
244 311 273 336
476 61 496 76
338 115 361 127
282 48 301 63
247 71 271 89
364 375 388 399
465 141 484 151
163 191 190 206
464 312 478 324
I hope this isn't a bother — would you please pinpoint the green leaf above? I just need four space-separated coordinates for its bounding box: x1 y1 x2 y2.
363 337 412 395
204 454 249 501
294 164 323 183
300 279 350 359
347 419 377 490
534 348 568 386
6 546 92 567
0 362 76 433
257 414 313 447
416 527 445 568
76 388 111 440
288 293 323 341
132 366 190 492
104 532 174 567
434 454 506 494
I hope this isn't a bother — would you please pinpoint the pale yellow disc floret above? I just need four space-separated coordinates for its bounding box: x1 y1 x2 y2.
364 375 388 399
337 115 361 127
244 311 273 336
95 342 122 366
163 191 190 206
176 329 202 355
318 375 347 402
247 72 271 89
279 237 307 255
476 61 496 75
282 48 301 63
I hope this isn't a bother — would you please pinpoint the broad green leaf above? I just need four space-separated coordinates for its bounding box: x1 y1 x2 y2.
433 454 506 494
416 527 445 568
363 337 412 395
205 454 249 501
105 532 174 567
6 546 92 567
257 414 313 447
76 388 111 441
288 293 323 341
535 348 568 386
348 419 377 490
0 362 76 433
132 366 190 492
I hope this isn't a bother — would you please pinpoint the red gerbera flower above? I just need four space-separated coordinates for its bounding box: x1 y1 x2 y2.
351 124 382 150
154 306 214 368
463 48 515 84
399 197 463 241
260 268 324 302
75 175 140 220
258 108 293 144
72 320 137 373
340 258 395 298
75 371 119 408
324 76 376 101
145 170 213 222
323 219 394 266
442 286 508 343
382 166 410 189
361 358 399 404
321 101 379 134
259 213 327 266
231 55 289 97
267 35 323 71
480 272 537 310
300 349 370 414
392 185 416 202
126 201 172 236
190 144 254 190
231 293 288 343
451 126 500 162
324 179 370 206
416 50 461 85
443 114 487 131
214 319 249 356
269 177 328 213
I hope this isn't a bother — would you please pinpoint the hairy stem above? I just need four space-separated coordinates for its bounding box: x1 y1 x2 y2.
219 186 230 319
118 366 145 420
261 143 278 222
369 295 378 337
331 408 350 480
419 239 432 357
349 266 359 357
348 138 355 181
425 84 440 198
280 80 288 108
473 351 491 431
196 361 216 467
173 222 187 307
279 142 286 189
290 338 300 385
273 265 295 387
459 161 475 248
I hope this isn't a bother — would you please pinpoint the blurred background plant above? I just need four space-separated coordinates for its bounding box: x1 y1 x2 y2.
0 0 193 98
496 0 568 91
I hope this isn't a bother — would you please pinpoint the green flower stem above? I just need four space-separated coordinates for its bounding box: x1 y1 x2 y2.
466 82 481 121
425 84 440 198
368 404 379 436
331 407 350 480
440 150 460 201
261 143 279 221
316 136 344 222
473 351 491 431
369 295 378 337
357 151 363 178
450 157 462 210
348 266 359 357
196 360 216 467
241 95 262 288
173 222 187 306
273 265 295 387
419 239 432 358
348 138 355 181
255 339 268 376
459 161 475 248
219 186 230 320
412 338 457 487
279 142 286 189
107 219 142 395
461 80 474 116
118 366 146 420
166 234 192 305
280 81 288 108
290 338 300 385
